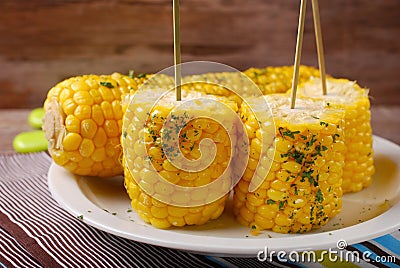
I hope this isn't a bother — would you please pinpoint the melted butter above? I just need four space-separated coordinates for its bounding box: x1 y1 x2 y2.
77 175 126 199
76 176 130 208
373 155 398 185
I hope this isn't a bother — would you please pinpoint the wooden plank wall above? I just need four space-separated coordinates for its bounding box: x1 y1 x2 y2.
0 0 399 108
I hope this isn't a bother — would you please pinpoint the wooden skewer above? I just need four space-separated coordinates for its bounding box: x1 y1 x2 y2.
290 0 307 109
173 0 182 101
311 0 327 95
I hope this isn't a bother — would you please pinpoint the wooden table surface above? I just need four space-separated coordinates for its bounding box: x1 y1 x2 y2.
1 106 399 154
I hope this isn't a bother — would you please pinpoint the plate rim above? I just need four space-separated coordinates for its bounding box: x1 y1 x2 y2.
47 135 400 257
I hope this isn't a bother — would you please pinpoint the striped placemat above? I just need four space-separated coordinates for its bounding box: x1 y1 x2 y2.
0 152 399 268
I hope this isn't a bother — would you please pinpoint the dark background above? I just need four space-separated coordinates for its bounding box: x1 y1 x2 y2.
1 0 399 108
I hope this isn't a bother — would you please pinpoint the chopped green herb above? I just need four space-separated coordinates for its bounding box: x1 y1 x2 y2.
313 145 323 157
316 189 324 203
278 200 286 210
319 121 329 127
266 199 276 205
77 215 83 220
332 133 340 143
306 135 317 147
100 81 114 88
128 70 135 78
278 127 300 139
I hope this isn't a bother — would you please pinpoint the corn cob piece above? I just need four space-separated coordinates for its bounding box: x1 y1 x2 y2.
180 66 320 103
297 78 374 193
233 95 345 234
43 73 143 177
182 72 256 101
243 65 322 95
122 86 240 228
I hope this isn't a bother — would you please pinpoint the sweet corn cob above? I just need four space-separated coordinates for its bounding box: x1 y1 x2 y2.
182 72 257 102
122 86 239 228
43 73 143 177
297 78 374 193
243 65 322 95
182 66 320 102
233 95 345 234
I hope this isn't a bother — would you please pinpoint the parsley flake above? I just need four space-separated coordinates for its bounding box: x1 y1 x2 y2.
316 189 324 203
100 81 114 88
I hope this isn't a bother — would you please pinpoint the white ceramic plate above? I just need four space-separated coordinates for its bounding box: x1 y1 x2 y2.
48 136 400 257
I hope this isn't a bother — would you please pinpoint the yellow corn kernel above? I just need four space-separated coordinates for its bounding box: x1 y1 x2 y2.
270 180 290 192
274 213 293 227
258 204 278 218
168 216 186 227
89 88 103 104
184 213 202 225
78 157 94 168
74 91 94 106
52 151 69 166
81 119 97 139
98 86 114 102
281 161 302 174
254 215 275 230
62 133 82 151
74 105 91 120
65 114 81 133
62 98 77 115
149 218 171 229
150 206 169 219
59 88 74 104
79 138 95 157
267 189 287 201
104 120 119 138
101 101 114 120
247 193 264 207
93 128 107 147
91 104 105 126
